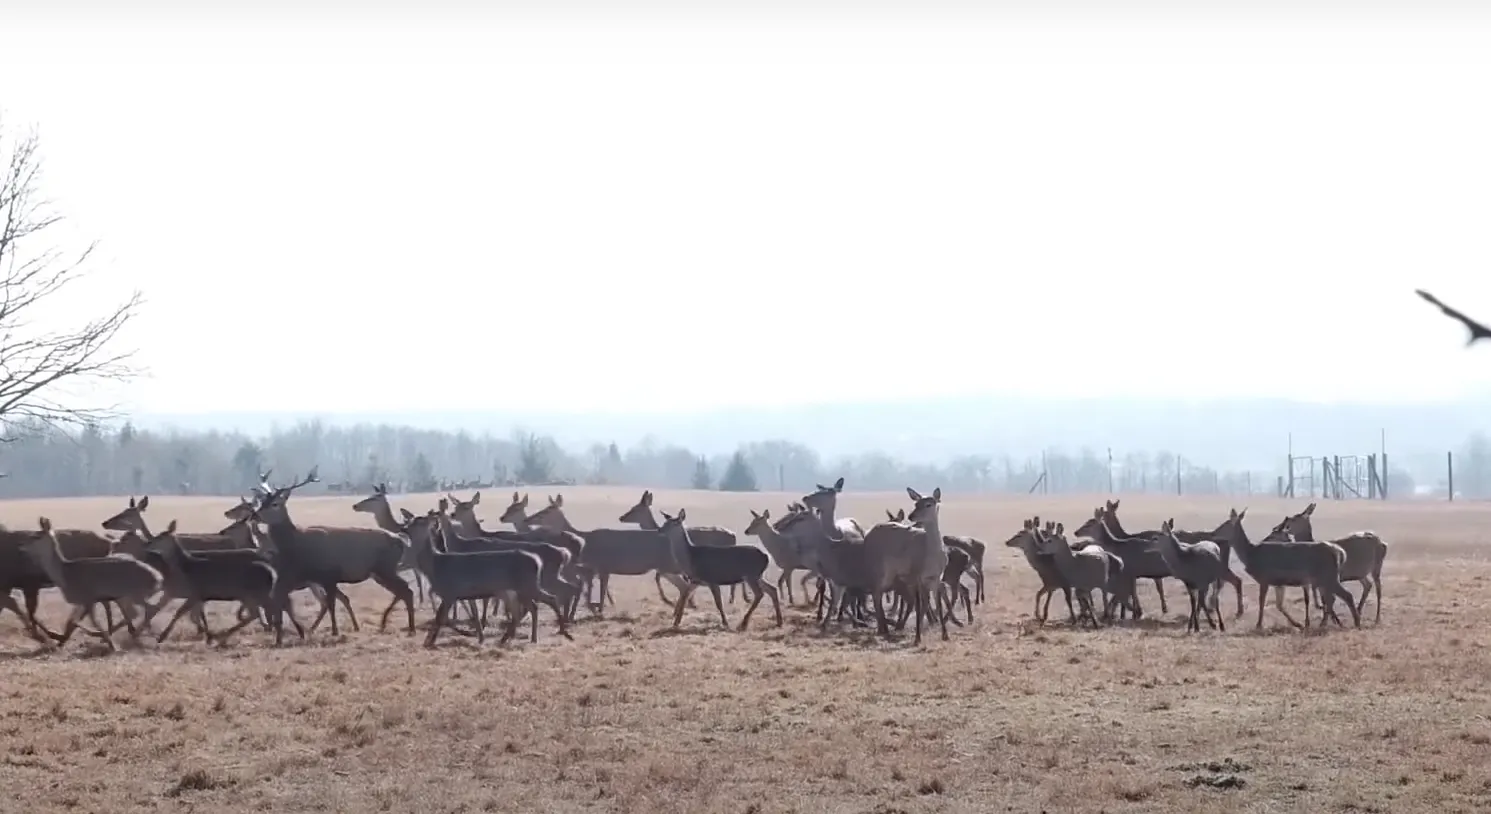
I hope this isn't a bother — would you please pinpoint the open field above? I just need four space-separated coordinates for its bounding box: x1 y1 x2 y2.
2 488 1491 813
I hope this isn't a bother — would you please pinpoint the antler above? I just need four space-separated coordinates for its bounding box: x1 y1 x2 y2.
284 467 320 493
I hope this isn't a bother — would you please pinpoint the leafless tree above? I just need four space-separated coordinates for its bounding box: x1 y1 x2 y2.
0 117 141 439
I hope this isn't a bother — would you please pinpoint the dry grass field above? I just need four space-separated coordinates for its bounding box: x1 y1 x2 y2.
2 487 1490 813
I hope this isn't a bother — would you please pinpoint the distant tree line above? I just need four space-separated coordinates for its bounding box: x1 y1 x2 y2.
0 417 1323 500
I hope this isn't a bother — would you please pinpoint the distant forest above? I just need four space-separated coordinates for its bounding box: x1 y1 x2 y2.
2 415 1482 501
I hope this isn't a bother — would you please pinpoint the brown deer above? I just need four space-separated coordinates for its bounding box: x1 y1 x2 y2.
251 468 416 642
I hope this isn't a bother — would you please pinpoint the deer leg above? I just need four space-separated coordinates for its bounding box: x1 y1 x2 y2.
1152 577 1168 614
1272 585 1302 629
670 583 695 629
0 592 42 644
872 590 892 638
20 588 61 644
595 573 613 613
708 584 729 629
654 572 671 604
1224 571 1245 618
936 585 950 641
370 569 415 633
1372 564 1383 623
1335 581 1362 627
213 603 262 645
157 599 200 644
426 599 453 647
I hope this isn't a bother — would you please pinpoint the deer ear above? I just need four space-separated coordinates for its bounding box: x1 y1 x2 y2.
643 490 653 506
166 519 178 534
932 487 941 501
906 487 922 503
520 494 529 507
1022 518 1032 530
1304 502 1316 515
678 507 688 522
139 495 150 511
554 494 564 508
749 508 760 519
400 508 415 522
511 491 520 503
833 477 844 492
472 491 481 504
1055 522 1064 534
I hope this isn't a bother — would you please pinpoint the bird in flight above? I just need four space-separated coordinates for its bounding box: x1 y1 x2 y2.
1416 289 1491 346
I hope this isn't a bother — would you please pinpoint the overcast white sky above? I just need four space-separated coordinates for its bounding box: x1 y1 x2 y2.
2 1 1491 415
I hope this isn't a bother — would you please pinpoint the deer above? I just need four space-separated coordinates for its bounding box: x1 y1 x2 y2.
619 489 747 603
801 477 866 540
523 494 691 615
251 468 416 643
1214 508 1358 630
418 511 573 647
1003 522 1076 624
1100 499 1245 618
496 491 610 610
228 486 360 633
886 505 982 619
445 490 588 618
1152 518 1226 633
1032 518 1111 628
24 517 164 651
856 487 951 645
102 495 271 631
657 508 781 631
1072 506 1169 620
140 520 288 645
351 483 429 607
431 498 580 629
18 518 150 635
1266 502 1388 624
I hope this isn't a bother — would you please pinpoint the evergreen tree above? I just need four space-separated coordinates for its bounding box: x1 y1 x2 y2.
718 451 758 492
691 456 712 490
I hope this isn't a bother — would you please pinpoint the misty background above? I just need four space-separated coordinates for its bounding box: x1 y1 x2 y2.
3 2 1491 500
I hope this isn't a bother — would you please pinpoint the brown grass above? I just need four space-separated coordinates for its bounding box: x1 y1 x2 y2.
2 488 1491 812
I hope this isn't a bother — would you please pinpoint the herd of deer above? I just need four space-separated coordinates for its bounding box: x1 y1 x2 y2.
0 468 1388 653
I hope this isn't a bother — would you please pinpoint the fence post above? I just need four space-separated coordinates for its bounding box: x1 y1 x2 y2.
1175 457 1182 496
1107 447 1114 494
1448 450 1455 502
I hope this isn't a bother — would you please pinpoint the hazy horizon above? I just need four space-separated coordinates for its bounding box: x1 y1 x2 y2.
5 2 1491 418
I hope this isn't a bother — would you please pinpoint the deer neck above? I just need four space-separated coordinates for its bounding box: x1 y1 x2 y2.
664 524 694 571
630 508 660 531
451 509 485 537
1096 515 1142 545
815 497 839 528
368 500 403 534
507 512 534 532
1222 520 1255 561
29 536 67 587
543 511 578 535
915 507 943 547
1045 532 1075 563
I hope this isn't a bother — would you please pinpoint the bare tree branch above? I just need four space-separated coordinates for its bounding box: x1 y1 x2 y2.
1416 289 1491 347
0 116 141 442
